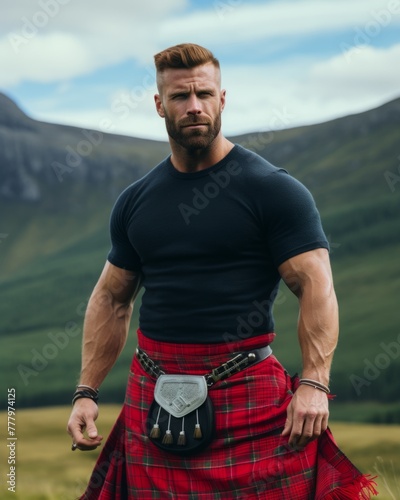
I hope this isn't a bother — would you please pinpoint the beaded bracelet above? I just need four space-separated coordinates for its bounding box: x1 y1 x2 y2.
299 378 330 394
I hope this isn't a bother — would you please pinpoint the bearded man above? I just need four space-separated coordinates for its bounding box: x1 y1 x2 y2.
67 43 377 499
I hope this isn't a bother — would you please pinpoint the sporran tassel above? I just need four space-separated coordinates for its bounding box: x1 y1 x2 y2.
162 413 173 445
162 429 173 445
150 424 161 439
177 417 186 446
150 406 162 439
193 409 202 439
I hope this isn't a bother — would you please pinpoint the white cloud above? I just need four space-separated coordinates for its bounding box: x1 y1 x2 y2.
221 43 400 136
1 0 398 139
159 0 400 47
1 0 399 87
30 42 400 140
1 32 93 86
310 43 400 97
0 0 188 86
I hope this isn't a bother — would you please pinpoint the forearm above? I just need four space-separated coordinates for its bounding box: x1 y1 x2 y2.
297 274 338 387
279 249 337 446
79 288 133 389
68 262 141 451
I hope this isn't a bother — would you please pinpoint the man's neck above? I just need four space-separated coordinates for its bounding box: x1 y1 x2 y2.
169 135 234 173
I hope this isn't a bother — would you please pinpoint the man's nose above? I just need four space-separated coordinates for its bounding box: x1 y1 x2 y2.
186 95 202 115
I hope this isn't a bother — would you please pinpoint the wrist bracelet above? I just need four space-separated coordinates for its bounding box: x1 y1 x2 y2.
299 378 330 394
72 389 99 406
76 384 99 395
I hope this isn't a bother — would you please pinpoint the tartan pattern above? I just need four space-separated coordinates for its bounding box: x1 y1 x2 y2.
80 331 378 499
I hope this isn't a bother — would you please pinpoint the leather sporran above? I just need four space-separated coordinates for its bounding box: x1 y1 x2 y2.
146 375 215 456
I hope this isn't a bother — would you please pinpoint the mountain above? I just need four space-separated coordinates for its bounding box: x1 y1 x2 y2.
0 93 169 204
1 93 399 421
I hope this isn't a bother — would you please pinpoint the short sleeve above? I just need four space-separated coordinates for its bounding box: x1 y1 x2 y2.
107 189 142 271
262 172 329 268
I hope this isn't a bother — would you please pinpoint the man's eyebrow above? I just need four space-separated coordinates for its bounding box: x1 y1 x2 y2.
169 87 215 97
169 89 189 97
197 87 215 94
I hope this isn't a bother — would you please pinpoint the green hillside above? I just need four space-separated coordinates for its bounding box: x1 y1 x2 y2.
1 97 399 422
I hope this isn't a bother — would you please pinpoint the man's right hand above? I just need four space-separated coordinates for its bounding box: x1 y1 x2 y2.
67 398 103 451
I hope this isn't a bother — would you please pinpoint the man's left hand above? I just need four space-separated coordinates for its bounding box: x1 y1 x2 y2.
281 384 329 450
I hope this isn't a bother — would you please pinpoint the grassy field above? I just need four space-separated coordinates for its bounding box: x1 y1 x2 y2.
1 406 399 499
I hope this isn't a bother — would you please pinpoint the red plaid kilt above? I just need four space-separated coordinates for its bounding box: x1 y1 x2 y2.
80 331 377 499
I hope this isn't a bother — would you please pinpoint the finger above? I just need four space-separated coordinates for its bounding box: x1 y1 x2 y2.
74 426 103 450
296 414 317 449
73 440 102 452
287 414 305 448
281 419 292 437
281 402 293 437
321 412 329 434
71 431 103 452
85 419 99 439
311 415 323 440
282 402 304 446
68 416 103 450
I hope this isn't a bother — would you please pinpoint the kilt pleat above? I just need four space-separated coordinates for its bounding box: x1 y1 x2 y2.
80 330 377 499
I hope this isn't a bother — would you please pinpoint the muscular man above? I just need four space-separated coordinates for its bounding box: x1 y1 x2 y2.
67 43 377 499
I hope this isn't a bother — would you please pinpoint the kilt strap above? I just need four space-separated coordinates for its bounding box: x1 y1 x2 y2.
136 344 272 387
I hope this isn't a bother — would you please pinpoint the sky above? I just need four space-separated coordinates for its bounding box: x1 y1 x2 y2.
1 0 399 141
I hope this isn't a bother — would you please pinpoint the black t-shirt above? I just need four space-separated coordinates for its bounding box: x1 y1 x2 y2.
108 144 329 343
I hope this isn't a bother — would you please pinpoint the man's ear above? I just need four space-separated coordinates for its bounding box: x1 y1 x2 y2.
220 89 226 113
154 94 165 118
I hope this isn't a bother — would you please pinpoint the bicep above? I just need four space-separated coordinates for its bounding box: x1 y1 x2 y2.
261 173 328 269
95 261 142 305
278 248 334 298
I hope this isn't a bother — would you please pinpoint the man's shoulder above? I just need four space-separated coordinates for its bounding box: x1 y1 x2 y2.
234 144 285 176
120 156 170 195
110 156 170 215
232 144 315 200
231 144 288 186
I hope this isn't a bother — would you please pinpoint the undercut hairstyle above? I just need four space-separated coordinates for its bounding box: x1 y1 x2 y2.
154 43 220 73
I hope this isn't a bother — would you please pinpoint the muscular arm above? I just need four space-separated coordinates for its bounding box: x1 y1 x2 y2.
278 248 338 448
67 261 142 450
80 261 142 388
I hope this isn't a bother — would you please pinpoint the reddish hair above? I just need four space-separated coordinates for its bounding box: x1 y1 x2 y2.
154 43 220 73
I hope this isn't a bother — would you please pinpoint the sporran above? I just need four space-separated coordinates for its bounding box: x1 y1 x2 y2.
146 375 215 456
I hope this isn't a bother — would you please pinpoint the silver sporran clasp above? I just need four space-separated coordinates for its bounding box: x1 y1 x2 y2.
154 375 208 418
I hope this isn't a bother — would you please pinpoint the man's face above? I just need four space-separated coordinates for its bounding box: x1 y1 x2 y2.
154 63 226 151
